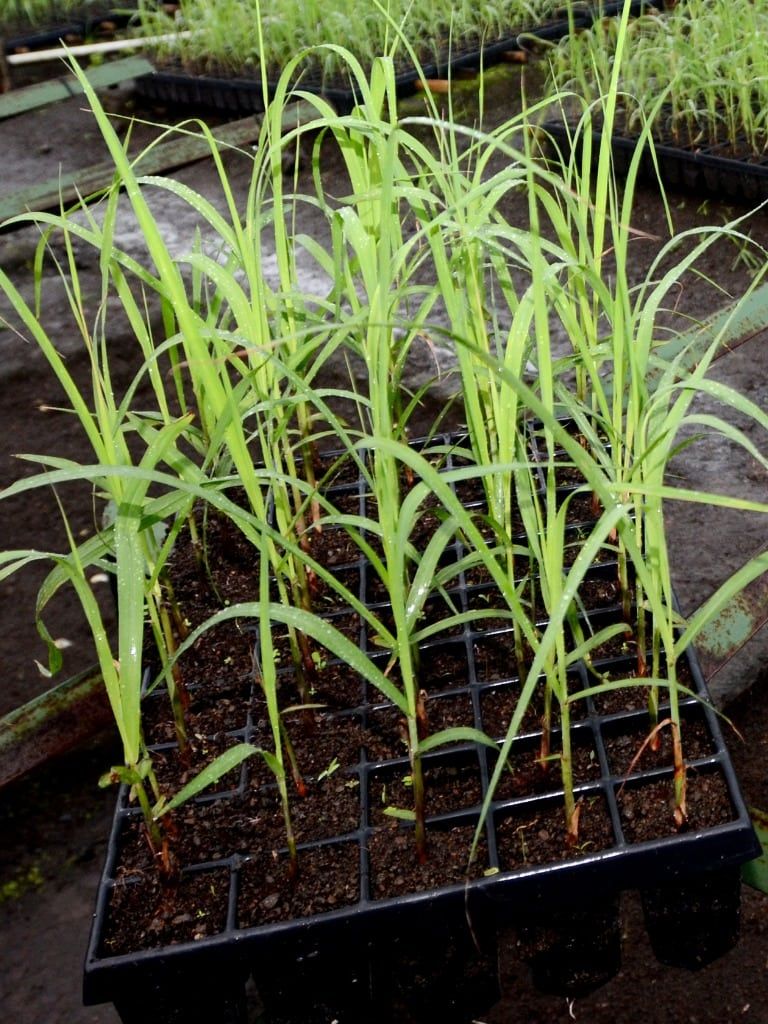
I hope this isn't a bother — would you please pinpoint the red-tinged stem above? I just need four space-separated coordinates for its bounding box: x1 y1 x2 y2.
134 775 173 875
671 722 687 827
539 682 552 772
560 694 579 846
407 713 428 864
279 719 308 798
413 756 428 865
157 601 190 756
282 787 299 883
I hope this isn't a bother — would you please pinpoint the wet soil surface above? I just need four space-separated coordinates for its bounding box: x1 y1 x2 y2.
2 62 768 1024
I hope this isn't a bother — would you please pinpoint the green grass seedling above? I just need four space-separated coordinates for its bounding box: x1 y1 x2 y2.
0 0 103 26
549 0 768 156
140 0 574 84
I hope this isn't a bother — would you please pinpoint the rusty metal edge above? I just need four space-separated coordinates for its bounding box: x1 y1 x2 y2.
0 666 111 791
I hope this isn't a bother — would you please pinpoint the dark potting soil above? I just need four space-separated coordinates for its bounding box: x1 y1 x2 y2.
553 463 589 488
367 823 487 900
311 563 364 610
238 841 360 926
563 532 619 567
364 692 474 762
465 586 518 631
602 708 714 775
171 787 287 862
560 490 602 524
473 631 526 684
589 653 696 716
267 607 363 671
578 572 622 610
279 710 366 776
275 658 367 710
103 683 728 958
104 777 364 954
476 665 590 738
150 734 247 796
369 756 484 822
142 681 249 744
367 593 467 644
496 795 615 870
104 865 230 954
302 522 361 572
618 769 734 844
419 640 473 691
479 681 552 737
586 612 649 662
489 734 602 802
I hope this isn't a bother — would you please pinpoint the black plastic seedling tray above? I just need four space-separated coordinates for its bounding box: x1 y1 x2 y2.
83 431 759 1023
542 118 768 205
134 23 581 116
4 10 137 54
134 10 600 116
5 22 86 51
133 0 661 115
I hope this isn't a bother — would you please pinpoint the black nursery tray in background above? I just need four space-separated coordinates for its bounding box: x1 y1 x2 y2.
135 22 586 117
83 431 759 1024
134 0 658 115
542 118 768 205
3 7 138 53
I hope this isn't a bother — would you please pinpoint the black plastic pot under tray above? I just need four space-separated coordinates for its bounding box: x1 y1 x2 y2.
542 118 768 205
641 865 744 970
83 431 759 1022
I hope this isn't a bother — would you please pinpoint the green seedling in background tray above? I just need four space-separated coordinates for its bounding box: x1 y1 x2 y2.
139 0 572 86
547 0 768 158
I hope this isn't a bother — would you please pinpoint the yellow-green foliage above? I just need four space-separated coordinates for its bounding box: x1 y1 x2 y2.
141 0 576 80
1 0 91 26
548 0 768 154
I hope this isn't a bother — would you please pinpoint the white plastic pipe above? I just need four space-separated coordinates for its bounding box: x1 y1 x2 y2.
6 31 190 65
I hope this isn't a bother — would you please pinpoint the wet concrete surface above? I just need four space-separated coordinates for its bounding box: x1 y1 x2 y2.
1 62 768 1023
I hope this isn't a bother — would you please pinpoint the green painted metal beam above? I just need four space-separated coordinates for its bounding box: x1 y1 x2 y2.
694 568 768 685
651 280 768 383
0 665 111 790
650 285 768 681
0 100 316 231
0 112 262 229
0 55 153 120
590 275 768 684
